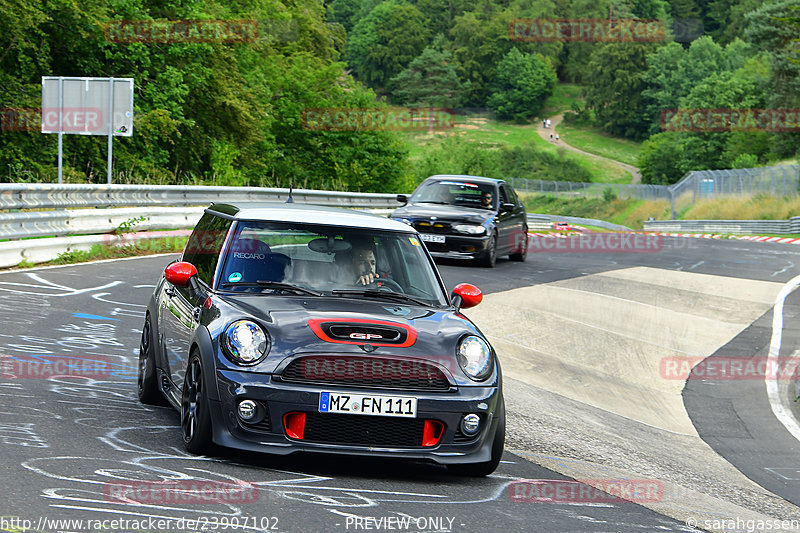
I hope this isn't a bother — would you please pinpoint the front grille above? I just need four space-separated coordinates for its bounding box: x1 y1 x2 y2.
301 412 427 447
279 356 451 391
413 221 451 233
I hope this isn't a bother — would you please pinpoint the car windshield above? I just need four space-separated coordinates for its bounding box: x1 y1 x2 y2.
410 180 495 210
217 221 448 306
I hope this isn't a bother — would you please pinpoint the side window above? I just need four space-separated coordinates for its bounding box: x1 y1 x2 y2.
498 185 509 205
182 214 232 286
503 184 519 205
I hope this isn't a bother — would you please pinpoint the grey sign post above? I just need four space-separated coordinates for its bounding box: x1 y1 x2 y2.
42 77 134 184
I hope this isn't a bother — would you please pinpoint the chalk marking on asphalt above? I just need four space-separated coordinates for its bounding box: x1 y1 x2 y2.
766 273 800 443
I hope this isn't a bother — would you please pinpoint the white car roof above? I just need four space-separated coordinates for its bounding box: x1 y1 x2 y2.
208 202 413 232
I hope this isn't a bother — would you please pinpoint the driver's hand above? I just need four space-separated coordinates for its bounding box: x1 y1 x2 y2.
356 272 378 286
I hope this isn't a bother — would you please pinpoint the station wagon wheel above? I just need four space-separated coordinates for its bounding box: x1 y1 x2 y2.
479 231 497 268
181 353 213 453
510 226 528 262
137 315 166 405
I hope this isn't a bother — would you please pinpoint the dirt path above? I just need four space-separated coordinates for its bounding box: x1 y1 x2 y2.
539 113 642 184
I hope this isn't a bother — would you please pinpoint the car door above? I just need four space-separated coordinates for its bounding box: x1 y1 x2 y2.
160 213 231 387
501 183 527 253
495 184 517 254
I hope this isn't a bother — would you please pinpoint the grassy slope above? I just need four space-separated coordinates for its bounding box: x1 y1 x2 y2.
403 113 630 184
556 122 643 167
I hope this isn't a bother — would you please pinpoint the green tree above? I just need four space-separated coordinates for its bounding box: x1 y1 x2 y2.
347 1 431 89
390 47 464 107
327 0 363 32
638 132 686 184
585 42 658 139
746 0 800 158
487 48 557 121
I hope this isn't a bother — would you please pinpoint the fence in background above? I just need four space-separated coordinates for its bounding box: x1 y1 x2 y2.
511 164 800 220
508 178 670 201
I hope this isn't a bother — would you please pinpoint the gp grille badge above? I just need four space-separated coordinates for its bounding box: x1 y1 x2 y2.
349 332 383 340
360 343 377 353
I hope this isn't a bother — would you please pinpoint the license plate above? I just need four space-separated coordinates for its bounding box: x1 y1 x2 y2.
319 391 417 418
420 233 445 243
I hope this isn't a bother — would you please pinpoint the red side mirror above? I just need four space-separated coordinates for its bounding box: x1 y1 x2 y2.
452 283 482 309
164 262 198 287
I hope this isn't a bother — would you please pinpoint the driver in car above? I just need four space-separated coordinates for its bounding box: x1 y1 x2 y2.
481 192 493 209
352 245 378 286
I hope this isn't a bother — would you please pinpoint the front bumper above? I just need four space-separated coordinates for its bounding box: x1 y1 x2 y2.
209 368 503 465
423 234 491 259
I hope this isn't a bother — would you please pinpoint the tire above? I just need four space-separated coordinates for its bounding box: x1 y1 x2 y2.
509 227 528 262
181 352 214 454
138 315 167 406
479 232 497 268
449 400 505 477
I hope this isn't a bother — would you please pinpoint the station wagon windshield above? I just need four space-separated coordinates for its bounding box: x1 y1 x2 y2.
410 180 495 209
217 221 448 306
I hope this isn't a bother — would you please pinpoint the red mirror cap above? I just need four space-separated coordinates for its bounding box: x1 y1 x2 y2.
453 283 482 308
164 262 197 287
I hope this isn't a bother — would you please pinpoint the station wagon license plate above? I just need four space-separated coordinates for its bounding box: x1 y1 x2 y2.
420 233 445 244
319 391 417 418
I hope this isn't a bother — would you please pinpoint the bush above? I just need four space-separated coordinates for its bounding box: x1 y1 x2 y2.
411 137 591 184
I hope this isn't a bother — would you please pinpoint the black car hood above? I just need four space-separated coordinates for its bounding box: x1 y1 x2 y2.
215 294 484 380
392 203 494 224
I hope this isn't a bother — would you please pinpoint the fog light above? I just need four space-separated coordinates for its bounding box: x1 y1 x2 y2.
461 414 481 435
238 400 257 421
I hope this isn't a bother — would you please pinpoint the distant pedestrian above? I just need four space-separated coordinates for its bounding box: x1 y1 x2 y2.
543 119 546 128
550 133 553 141
556 134 560 141
546 119 551 128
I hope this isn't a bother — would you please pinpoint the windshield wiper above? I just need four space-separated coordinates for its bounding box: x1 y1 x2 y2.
331 289 428 306
418 201 449 205
220 281 321 296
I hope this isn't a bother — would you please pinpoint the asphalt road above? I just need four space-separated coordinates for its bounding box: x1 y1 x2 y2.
0 236 798 533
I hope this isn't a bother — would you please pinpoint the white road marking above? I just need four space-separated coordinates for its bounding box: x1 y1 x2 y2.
765 273 800 442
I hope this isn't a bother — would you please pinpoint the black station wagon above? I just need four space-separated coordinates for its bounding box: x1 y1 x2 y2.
138 202 505 475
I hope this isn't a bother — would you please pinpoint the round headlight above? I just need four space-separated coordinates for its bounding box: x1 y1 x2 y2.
453 224 486 235
223 320 268 365
457 335 493 380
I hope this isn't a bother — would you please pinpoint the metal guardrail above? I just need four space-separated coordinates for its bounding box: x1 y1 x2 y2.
644 217 800 234
0 183 397 211
528 214 632 232
0 207 205 240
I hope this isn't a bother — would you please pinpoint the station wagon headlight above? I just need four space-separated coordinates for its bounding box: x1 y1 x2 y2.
393 217 413 225
223 320 269 365
457 335 493 380
453 224 486 235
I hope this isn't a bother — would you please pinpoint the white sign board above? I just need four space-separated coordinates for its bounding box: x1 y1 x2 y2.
41 77 133 136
